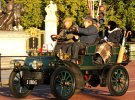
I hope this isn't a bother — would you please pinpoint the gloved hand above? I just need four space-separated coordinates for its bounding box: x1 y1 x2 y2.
64 29 71 34
74 35 79 40
51 35 59 41
71 24 79 32
103 36 109 42
73 35 80 41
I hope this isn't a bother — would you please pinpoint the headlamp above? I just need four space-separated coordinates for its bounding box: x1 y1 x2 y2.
31 60 43 69
14 61 21 67
10 60 21 67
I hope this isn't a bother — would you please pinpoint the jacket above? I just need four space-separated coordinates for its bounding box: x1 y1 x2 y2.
78 25 99 44
108 28 123 44
59 29 77 43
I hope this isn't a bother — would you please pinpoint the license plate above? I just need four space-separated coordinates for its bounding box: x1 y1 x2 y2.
26 80 37 85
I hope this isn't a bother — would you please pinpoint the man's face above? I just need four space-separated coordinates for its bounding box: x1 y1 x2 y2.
64 21 71 29
84 20 92 28
108 25 111 30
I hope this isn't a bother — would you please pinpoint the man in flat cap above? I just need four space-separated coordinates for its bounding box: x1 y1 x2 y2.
71 16 99 63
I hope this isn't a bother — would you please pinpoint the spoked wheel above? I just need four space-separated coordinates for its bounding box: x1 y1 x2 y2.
50 66 75 100
107 65 129 96
9 71 34 98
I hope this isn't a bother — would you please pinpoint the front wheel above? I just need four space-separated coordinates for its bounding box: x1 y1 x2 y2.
50 66 76 100
9 71 34 98
107 65 129 96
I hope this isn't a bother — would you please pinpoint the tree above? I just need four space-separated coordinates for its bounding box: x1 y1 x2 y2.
15 0 44 29
42 0 135 31
4 0 133 32
125 0 135 31
0 0 6 9
105 0 135 31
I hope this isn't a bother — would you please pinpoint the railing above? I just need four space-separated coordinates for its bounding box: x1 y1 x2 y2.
0 54 28 85
127 42 135 60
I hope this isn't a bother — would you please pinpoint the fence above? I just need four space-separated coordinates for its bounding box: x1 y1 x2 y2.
0 54 27 85
126 42 135 60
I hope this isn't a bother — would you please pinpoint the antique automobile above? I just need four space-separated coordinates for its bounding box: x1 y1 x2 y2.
9 31 130 100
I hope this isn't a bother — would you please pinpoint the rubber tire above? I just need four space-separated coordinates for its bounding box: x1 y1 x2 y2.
9 71 33 98
64 61 85 90
107 65 129 96
50 61 84 100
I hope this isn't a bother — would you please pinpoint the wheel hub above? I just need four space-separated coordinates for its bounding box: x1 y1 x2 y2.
61 80 70 86
64 81 70 86
117 78 121 83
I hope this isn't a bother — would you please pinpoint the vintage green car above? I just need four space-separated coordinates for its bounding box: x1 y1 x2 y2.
9 34 130 100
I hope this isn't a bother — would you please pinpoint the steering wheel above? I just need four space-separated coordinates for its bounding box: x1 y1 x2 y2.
51 35 59 41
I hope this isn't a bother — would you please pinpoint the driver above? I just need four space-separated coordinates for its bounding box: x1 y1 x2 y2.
54 17 79 57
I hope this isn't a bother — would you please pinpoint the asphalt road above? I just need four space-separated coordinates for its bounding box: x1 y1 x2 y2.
0 61 135 100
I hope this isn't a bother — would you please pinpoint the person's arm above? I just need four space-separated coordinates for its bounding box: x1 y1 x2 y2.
78 25 98 36
58 29 64 37
66 34 74 39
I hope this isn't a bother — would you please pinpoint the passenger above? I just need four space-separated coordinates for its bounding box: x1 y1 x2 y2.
54 17 79 57
71 16 99 63
104 21 123 44
95 21 123 64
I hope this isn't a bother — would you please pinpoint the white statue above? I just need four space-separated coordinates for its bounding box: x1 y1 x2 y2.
45 1 57 18
44 0 57 51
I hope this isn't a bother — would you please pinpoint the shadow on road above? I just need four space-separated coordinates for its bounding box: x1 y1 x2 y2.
0 85 56 100
0 85 115 100
71 88 118 100
0 86 12 97
32 85 56 100
83 88 111 96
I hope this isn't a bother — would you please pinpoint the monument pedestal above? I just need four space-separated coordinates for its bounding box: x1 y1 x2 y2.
0 31 28 56
0 31 29 84
44 1 57 51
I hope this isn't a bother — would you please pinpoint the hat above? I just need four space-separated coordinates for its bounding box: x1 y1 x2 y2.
108 21 117 30
84 16 93 21
63 17 74 23
63 17 74 29
93 18 98 24
108 21 116 26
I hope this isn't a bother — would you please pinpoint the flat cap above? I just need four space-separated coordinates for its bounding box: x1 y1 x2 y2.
84 16 93 21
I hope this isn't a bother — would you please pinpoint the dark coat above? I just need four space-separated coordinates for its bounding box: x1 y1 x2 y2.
59 29 74 43
108 28 123 44
78 25 99 44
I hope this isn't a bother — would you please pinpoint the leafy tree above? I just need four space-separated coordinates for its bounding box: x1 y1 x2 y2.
105 0 135 31
1 0 133 32
0 0 6 10
42 0 135 32
15 0 44 29
125 0 135 31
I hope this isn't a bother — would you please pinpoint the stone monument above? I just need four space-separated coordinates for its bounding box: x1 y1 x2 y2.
44 0 57 51
0 31 28 56
0 0 24 31
0 1 27 57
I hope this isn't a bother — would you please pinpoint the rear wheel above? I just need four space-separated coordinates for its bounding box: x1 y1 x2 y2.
107 65 129 96
9 71 34 98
